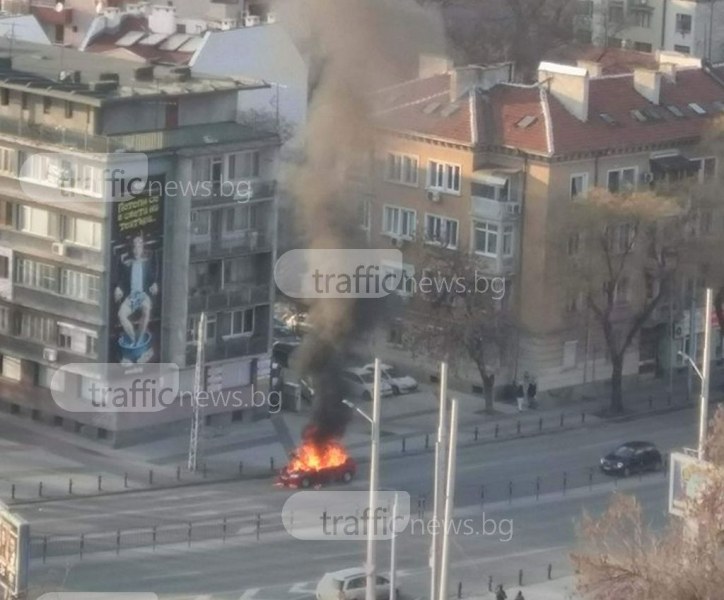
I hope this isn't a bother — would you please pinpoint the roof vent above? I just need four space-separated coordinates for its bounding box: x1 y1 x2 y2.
666 105 685 117
688 102 706 115
599 112 617 125
516 115 538 128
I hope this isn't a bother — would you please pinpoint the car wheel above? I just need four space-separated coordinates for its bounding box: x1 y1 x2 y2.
392 385 400 396
363 391 372 402
341 471 353 483
300 477 312 489
623 467 631 478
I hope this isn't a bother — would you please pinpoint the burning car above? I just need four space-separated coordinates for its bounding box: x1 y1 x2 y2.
277 437 357 488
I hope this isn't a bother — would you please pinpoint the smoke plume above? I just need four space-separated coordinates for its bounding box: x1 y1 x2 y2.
277 0 445 443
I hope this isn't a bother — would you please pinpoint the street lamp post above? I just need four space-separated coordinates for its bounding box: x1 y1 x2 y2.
343 358 381 600
677 287 714 461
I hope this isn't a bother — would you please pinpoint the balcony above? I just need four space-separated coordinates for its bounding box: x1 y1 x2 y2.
471 196 521 221
186 335 269 364
187 284 270 314
191 180 277 208
189 230 272 261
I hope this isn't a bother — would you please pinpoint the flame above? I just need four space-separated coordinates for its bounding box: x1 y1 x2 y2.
287 437 349 473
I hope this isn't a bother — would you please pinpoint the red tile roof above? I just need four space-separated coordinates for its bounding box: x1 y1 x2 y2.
376 63 724 157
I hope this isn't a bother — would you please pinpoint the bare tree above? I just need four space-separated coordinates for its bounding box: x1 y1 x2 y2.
572 406 724 600
399 243 514 412
560 188 684 413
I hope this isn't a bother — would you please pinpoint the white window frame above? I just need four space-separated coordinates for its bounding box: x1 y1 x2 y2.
502 224 515 257
20 313 55 343
607 167 638 193
0 354 21 381
691 156 717 183
64 216 101 249
60 269 100 304
190 210 211 238
570 173 589 200
224 308 254 338
57 322 97 356
472 220 499 258
226 150 260 181
187 313 217 343
222 204 256 236
0 146 15 176
17 205 51 237
427 160 462 194
382 205 416 239
424 214 459 249
15 258 57 292
385 152 419 187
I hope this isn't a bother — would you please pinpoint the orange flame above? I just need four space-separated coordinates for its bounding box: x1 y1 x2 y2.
287 438 349 473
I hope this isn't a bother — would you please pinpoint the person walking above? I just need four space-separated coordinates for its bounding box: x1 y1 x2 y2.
516 383 526 412
526 379 537 409
495 584 507 600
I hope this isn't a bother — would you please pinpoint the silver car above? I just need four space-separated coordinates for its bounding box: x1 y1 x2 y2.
342 368 394 401
316 568 397 600
363 363 418 395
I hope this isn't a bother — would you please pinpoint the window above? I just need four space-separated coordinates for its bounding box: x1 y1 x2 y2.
0 256 7 279
64 216 101 248
0 89 8 106
223 257 253 286
357 199 370 230
428 160 461 194
0 306 8 332
425 214 458 248
20 313 55 343
0 354 21 381
500 224 514 257
0 146 15 175
223 205 256 234
227 151 260 180
60 269 100 303
43 97 52 114
64 101 73 119
608 222 636 253
674 44 690 54
570 173 589 200
608 2 624 23
226 309 254 337
15 258 57 292
471 179 509 202
17 205 51 237
187 314 217 343
385 153 419 186
383 206 416 239
607 167 637 193
692 157 716 183
473 221 499 257
675 13 692 34
57 323 97 356
191 210 211 236
633 13 652 29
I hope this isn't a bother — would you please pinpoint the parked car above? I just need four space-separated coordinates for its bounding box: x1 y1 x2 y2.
362 363 418 395
277 457 357 489
316 568 398 600
342 368 393 401
600 441 663 477
273 317 298 341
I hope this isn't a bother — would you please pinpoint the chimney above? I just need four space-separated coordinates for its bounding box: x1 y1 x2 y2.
577 60 603 78
149 4 177 35
538 62 589 122
450 63 514 102
419 53 454 79
656 50 702 69
633 68 661 104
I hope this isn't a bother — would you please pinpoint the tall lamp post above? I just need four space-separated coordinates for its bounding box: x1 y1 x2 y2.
342 358 381 600
678 287 714 460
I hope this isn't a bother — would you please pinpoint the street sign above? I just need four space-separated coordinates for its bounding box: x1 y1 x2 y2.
0 508 29 599
668 451 712 517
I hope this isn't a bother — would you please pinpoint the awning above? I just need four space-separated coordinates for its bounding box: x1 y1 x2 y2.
649 155 698 174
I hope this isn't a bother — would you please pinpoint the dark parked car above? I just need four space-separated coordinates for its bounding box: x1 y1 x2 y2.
600 441 663 477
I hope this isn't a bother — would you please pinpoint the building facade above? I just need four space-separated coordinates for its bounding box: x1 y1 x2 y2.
368 53 724 393
0 45 278 444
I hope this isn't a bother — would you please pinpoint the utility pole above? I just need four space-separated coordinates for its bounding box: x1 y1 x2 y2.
688 292 698 403
389 492 399 600
430 362 448 600
438 398 459 600
698 288 713 460
188 312 206 472
365 359 381 600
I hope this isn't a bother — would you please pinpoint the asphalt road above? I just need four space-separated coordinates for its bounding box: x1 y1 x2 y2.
22 406 698 600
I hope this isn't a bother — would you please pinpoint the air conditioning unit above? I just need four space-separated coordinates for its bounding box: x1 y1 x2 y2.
244 14 261 27
390 236 406 248
43 348 58 362
51 242 66 256
641 172 655 184
427 190 441 203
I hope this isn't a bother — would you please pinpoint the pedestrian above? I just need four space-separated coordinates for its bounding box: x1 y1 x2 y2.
495 584 507 600
516 383 526 412
514 591 525 600
527 379 537 409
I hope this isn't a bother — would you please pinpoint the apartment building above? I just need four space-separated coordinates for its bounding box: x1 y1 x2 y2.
0 43 278 444
576 0 724 60
368 53 724 392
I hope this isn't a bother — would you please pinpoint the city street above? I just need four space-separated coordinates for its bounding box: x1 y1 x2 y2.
20 405 699 599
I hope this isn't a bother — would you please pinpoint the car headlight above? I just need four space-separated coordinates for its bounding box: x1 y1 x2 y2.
616 462 624 469
600 458 605 464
